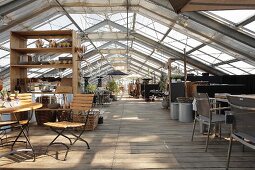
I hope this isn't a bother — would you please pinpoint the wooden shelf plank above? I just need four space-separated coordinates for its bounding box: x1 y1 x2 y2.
11 64 73 68
11 47 72 53
12 30 73 39
29 92 72 94
35 108 71 111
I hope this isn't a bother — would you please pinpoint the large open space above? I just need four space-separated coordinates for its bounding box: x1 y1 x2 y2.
1 96 255 170
1 1 255 169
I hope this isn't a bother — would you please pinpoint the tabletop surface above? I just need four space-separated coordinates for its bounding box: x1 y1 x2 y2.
0 102 42 114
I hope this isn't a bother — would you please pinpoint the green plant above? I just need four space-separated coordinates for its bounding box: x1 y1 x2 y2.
159 72 167 92
85 84 97 94
0 89 7 100
106 80 119 93
171 74 183 80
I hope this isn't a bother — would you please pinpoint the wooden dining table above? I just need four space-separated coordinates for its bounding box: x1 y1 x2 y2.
0 102 42 114
0 101 42 161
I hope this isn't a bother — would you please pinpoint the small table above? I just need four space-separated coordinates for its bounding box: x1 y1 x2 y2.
0 102 42 161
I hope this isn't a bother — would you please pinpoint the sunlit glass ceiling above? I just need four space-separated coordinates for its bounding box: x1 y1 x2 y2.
1 0 255 87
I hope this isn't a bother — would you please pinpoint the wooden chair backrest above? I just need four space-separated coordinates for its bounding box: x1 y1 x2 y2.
195 93 211 118
70 94 94 112
10 93 32 121
18 93 32 103
227 95 255 138
11 93 32 103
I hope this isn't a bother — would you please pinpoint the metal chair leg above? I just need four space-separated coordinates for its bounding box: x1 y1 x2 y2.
205 123 211 152
191 119 197 141
70 131 90 149
21 126 35 161
219 123 222 139
226 135 233 170
11 124 35 161
50 128 72 145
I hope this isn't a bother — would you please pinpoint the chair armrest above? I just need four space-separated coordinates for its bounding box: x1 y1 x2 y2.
210 106 230 111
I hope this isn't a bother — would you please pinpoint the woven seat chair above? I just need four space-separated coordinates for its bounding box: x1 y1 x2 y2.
44 94 94 160
0 93 36 161
191 93 229 152
226 95 255 170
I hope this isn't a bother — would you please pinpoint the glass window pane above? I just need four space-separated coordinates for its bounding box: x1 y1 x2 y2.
209 10 255 24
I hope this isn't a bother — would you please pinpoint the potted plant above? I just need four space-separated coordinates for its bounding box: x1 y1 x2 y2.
171 74 183 82
106 79 119 101
159 72 169 109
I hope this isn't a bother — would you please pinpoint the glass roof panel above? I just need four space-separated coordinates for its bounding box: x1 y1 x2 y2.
94 41 108 48
218 64 246 75
162 36 184 53
82 42 95 52
0 49 9 58
136 23 164 41
167 30 202 48
109 12 133 29
0 55 10 68
146 61 160 68
199 45 221 56
87 54 101 63
1 41 10 48
249 69 255 74
190 51 221 64
132 41 153 55
70 14 104 30
130 60 142 67
135 14 167 41
131 55 146 63
230 61 255 72
34 15 72 30
104 42 126 49
208 10 255 24
244 21 255 33
151 51 168 63
216 53 235 62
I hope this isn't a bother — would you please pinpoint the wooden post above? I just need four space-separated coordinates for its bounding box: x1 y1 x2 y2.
168 58 172 112
184 48 187 97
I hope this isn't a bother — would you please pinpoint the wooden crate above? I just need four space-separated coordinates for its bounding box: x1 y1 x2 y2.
72 110 99 131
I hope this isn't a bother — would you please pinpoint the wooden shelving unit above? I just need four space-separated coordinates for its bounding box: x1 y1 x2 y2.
10 30 81 94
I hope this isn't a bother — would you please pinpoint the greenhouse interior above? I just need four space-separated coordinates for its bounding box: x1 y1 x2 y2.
0 0 255 169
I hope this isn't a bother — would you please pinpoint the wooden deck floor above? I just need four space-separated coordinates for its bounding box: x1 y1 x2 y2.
1 96 255 169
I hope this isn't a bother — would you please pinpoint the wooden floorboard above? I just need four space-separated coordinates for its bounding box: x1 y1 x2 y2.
0 95 255 169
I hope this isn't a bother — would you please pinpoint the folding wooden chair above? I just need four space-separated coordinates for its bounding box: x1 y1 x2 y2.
44 94 94 160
